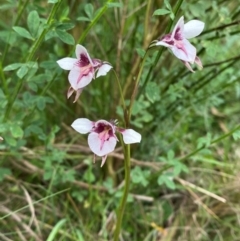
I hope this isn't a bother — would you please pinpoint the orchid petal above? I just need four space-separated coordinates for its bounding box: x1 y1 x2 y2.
68 66 94 90
88 132 117 156
67 86 75 99
71 118 94 134
57 57 77 70
101 155 108 167
195 56 203 69
184 20 205 39
182 61 195 72
96 63 112 78
155 41 172 48
119 129 141 144
73 88 83 103
172 16 184 40
171 39 196 62
75 44 93 65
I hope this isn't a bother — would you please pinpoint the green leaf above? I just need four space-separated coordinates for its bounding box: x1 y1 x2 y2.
233 130 240 140
167 150 175 160
146 82 160 103
10 126 24 138
46 219 67 241
169 12 175 20
136 48 146 58
84 3 94 20
197 133 212 148
28 82 38 92
37 97 46 111
56 29 75 45
83 168 95 183
17 65 28 78
0 30 17 45
3 63 22 71
153 9 171 16
48 0 58 3
77 16 91 22
164 0 172 11
4 136 17 146
13 26 34 40
107 2 123 8
0 168 12 182
164 178 176 190
27 10 40 37
57 23 75 31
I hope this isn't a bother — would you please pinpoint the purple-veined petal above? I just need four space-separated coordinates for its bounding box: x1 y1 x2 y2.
172 16 184 41
96 63 112 78
171 39 196 62
184 20 205 39
155 41 173 48
75 44 93 66
101 155 108 167
119 129 141 144
71 118 94 134
68 66 94 90
57 57 77 70
88 132 117 156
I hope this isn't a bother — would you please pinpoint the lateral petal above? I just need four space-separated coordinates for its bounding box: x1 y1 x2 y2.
57 57 77 70
184 20 205 39
88 132 117 156
96 63 112 78
119 129 141 144
71 118 94 134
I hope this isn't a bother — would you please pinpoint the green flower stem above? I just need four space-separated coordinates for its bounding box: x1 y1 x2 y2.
139 0 184 96
113 143 130 241
127 51 149 126
0 62 8 97
77 0 113 44
112 69 126 117
4 1 62 121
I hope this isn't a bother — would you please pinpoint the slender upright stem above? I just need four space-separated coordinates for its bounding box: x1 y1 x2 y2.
77 0 113 44
127 51 149 126
112 69 126 115
113 144 130 241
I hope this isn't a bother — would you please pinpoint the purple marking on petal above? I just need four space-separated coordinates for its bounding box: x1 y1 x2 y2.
166 40 174 45
174 27 183 41
93 122 114 136
77 53 90 67
160 33 175 46
160 33 171 41
76 66 94 84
